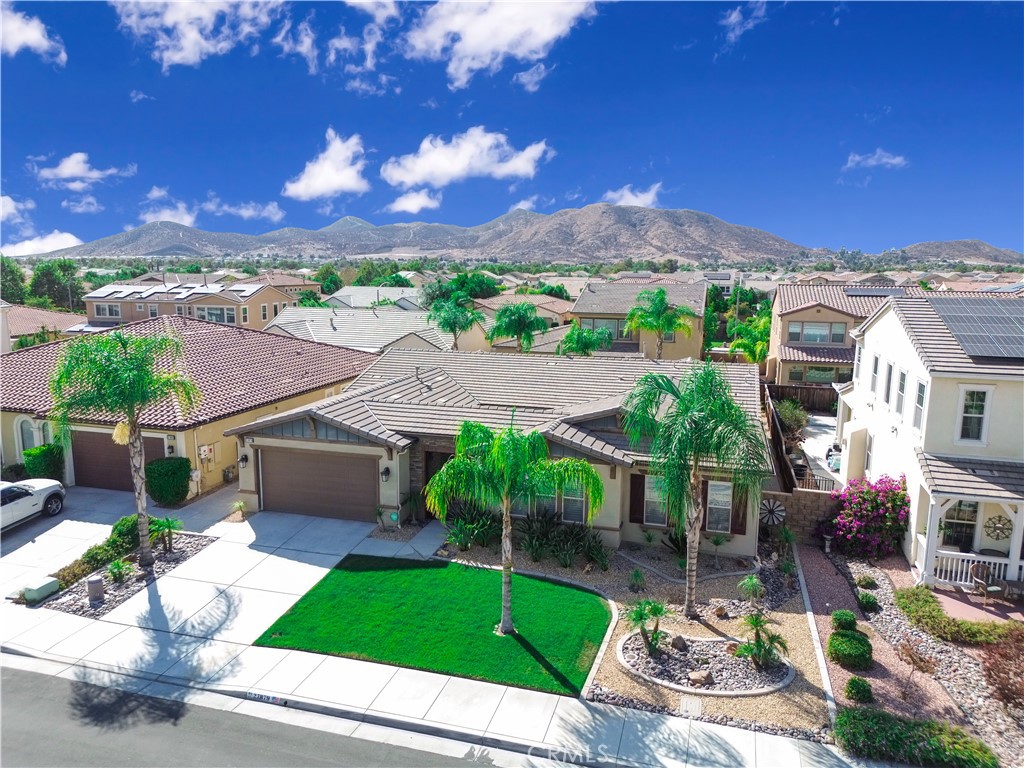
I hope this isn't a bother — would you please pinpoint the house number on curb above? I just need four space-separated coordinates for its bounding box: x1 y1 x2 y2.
247 691 287 706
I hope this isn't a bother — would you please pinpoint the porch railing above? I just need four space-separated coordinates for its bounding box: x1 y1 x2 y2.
932 550 1011 587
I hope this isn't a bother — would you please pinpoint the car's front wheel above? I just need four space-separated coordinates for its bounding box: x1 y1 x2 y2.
44 494 64 516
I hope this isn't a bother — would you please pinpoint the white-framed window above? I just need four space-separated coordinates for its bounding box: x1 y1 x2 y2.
561 482 586 524
785 321 847 344
14 417 51 460
135 303 144 312
956 386 993 444
865 433 874 473
664 329 676 343
895 371 907 415
644 475 667 526
800 321 829 343
830 323 847 344
148 304 158 318
241 306 249 324
273 303 280 317
706 481 732 533
788 366 804 383
95 304 121 318
913 381 927 430
261 304 268 321
787 322 801 342
175 305 184 316
853 345 862 380
883 363 894 405
870 355 879 393
941 501 978 550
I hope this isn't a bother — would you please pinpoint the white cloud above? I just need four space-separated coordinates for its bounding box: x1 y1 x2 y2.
281 127 370 201
200 194 285 222
842 148 908 172
512 62 552 93
272 16 318 74
509 195 537 212
33 151 136 190
0 194 36 225
602 181 663 207
381 126 554 191
61 195 104 214
146 185 169 200
345 72 398 96
139 200 197 226
720 1 768 46
384 189 442 214
2 229 82 257
113 1 284 72
1 2 67 66
345 1 399 26
404 1 595 90
326 27 358 66
129 89 154 103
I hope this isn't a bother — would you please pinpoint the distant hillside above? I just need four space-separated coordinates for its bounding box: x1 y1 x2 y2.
29 204 1022 266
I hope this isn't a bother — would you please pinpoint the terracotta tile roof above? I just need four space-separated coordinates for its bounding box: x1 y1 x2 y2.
915 449 1024 501
0 315 376 429
778 345 857 365
474 293 574 315
5 305 84 337
774 284 905 317
571 281 707 315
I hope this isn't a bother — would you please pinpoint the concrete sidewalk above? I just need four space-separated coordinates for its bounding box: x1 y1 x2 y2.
1 509 873 768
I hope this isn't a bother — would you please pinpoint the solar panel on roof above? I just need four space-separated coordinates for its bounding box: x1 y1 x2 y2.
843 287 905 297
929 297 1024 359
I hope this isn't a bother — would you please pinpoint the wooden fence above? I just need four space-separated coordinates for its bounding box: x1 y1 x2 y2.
767 383 838 414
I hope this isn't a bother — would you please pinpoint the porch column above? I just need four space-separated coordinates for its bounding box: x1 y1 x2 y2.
919 495 943 586
1006 502 1023 582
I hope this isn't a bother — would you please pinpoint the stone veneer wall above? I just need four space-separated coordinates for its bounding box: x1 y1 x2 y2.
763 487 840 543
408 436 456 494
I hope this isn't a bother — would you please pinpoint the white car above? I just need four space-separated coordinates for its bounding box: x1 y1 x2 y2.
1 479 65 529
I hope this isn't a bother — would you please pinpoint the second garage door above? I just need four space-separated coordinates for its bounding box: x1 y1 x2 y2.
260 449 378 520
71 431 166 491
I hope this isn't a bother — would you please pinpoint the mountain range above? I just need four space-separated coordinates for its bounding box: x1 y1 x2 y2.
32 204 1022 266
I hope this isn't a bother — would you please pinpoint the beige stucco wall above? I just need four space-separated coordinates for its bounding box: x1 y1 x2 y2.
572 312 703 361
85 286 295 330
924 376 1023 461
767 304 859 384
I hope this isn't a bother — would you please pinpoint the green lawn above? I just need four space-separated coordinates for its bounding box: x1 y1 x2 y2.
255 555 611 696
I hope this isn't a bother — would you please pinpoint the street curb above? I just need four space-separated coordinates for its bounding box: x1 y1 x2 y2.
793 544 837 725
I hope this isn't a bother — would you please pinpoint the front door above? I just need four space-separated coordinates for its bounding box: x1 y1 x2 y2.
423 451 454 517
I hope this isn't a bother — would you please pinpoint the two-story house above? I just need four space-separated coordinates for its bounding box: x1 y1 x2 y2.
835 295 1023 588
570 281 706 360
473 293 574 328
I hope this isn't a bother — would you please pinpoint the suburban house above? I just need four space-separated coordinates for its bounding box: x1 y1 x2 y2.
0 316 376 496
233 270 322 298
264 307 492 353
3 304 84 348
77 282 296 331
570 280 706 360
225 349 772 557
326 286 422 310
474 293 574 327
834 295 1023 588
490 324 645 357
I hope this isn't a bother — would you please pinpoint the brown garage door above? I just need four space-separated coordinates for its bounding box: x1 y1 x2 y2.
260 450 378 520
71 431 166 491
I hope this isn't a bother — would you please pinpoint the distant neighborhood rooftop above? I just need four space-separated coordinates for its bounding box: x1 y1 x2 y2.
84 282 271 302
571 280 707 315
474 293 574 315
327 286 421 308
4 304 84 338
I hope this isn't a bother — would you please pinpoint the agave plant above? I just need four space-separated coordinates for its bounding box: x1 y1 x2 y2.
148 516 183 553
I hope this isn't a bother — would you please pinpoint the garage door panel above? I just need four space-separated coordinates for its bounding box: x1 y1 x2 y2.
260 450 378 520
72 431 165 491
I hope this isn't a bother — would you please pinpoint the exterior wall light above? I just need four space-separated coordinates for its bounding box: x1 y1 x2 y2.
380 466 391 483
238 454 249 469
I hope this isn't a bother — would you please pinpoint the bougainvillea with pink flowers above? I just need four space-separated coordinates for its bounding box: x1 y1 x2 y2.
830 475 910 558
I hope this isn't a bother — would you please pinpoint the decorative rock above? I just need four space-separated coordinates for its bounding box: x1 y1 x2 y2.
688 670 714 687
670 636 689 652
725 641 739 655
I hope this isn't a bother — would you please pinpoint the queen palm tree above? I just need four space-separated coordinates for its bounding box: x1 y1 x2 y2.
427 298 485 351
623 362 769 617
49 331 201 567
488 302 550 353
624 288 698 360
425 421 604 635
727 308 771 364
556 320 613 357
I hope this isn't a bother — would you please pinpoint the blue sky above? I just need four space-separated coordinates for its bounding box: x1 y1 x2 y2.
2 1 1021 257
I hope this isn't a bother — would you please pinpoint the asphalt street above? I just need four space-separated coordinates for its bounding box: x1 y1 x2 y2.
1 667 474 768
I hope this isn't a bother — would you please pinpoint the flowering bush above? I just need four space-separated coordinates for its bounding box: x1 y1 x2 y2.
829 475 909 559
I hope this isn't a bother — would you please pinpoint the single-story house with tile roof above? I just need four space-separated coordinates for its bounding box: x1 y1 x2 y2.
0 316 376 497
3 304 84 348
225 349 773 556
474 293 574 327
326 286 422 310
264 307 492 353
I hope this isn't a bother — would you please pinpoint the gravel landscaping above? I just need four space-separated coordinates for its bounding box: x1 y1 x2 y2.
40 533 216 620
369 521 424 542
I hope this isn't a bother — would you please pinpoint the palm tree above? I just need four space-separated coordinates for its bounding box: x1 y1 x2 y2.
425 421 604 635
623 362 769 617
556 320 613 357
488 302 549 353
624 288 698 360
428 298 485 351
49 332 201 567
727 309 771 364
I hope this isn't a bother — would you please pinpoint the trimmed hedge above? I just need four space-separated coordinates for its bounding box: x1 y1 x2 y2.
145 457 192 506
23 443 64 483
844 676 873 703
894 586 1007 645
831 609 857 631
827 629 873 670
1 463 28 482
856 590 879 613
834 708 997 768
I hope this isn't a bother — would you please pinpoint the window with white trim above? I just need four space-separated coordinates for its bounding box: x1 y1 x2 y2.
148 304 158 318
958 388 990 442
913 381 926 430
785 321 847 344
95 304 121 318
883 363 894 405
561 482 586 523
175 305 184 316
941 501 978 550
273 303 280 317
853 345 862 380
241 306 249 324
135 303 144 312
788 366 804 383
706 481 732 533
895 371 907 415
870 355 879 393
644 475 667 526
865 433 874 473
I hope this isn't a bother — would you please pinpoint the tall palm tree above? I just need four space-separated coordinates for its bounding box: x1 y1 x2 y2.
624 288 698 360
623 362 769 617
425 421 604 635
556 320 613 357
427 298 485 351
49 331 201 567
488 302 550 353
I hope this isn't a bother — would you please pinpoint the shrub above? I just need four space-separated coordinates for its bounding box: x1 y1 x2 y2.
515 511 559 546
894 586 1007 645
471 513 501 548
827 629 873 670
629 568 647 592
831 609 857 631
107 558 133 583
23 443 64 483
855 574 878 590
982 622 1024 708
445 519 475 551
521 534 546 562
1 463 28 482
108 514 140 556
844 676 873 703
777 399 808 446
144 457 192 505
53 559 94 590
662 528 687 557
552 539 578 568
829 475 909 558
833 708 997 768
857 591 879 613
81 543 117 571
